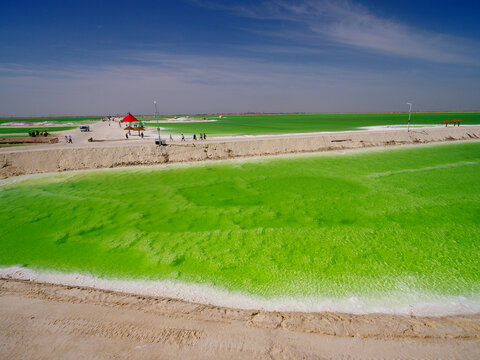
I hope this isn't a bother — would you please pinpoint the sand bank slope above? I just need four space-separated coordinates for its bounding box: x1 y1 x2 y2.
1 126 480 178
1 279 479 360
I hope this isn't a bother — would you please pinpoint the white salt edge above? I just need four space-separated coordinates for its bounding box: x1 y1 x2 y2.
1 265 480 317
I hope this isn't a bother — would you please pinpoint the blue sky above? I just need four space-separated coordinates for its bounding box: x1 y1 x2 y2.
1 0 479 116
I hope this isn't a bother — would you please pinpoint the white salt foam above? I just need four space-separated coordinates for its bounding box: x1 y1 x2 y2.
1 266 479 317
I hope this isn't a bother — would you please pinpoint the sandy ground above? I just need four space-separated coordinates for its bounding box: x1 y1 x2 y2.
2 121 480 358
1 279 479 360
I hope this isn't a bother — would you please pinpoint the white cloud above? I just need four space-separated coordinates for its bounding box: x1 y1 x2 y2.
0 54 478 117
196 0 479 65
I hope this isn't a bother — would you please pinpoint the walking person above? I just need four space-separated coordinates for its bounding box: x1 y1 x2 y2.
203 133 206 140
199 133 203 140
181 134 185 141
141 132 144 139
68 136 72 144
125 133 129 140
65 135 68 143
193 134 197 141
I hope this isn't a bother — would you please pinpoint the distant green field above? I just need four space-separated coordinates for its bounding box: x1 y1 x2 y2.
1 142 480 298
0 117 101 125
0 126 76 134
143 112 480 135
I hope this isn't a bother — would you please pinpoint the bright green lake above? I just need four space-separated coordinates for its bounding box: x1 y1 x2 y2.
1 142 480 298
144 112 480 135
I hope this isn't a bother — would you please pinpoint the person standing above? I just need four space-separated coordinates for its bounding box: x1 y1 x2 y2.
141 132 144 139
126 133 129 139
65 135 68 143
203 133 206 140
68 136 72 144
181 134 185 141
193 134 197 141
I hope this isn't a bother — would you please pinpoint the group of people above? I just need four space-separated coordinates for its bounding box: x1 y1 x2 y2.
28 130 49 137
64 135 73 144
180 133 207 141
125 132 144 139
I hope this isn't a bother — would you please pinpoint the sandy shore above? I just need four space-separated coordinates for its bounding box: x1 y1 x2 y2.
1 279 479 359
2 121 480 358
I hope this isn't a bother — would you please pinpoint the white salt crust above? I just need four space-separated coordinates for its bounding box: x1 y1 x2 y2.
1 266 480 317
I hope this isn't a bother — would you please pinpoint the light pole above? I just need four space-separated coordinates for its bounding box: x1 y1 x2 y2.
406 102 412 132
154 100 161 143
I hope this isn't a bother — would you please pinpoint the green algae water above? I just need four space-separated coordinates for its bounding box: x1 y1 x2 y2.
1 142 480 301
143 112 480 135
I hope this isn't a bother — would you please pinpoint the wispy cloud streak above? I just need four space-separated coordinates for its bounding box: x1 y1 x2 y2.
195 0 479 65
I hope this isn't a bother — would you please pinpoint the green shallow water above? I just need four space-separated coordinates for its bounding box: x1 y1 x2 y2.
144 112 480 135
1 142 480 297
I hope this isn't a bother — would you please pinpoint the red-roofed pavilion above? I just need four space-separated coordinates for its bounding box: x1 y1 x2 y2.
120 113 140 123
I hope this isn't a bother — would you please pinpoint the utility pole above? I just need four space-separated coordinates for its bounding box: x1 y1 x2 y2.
154 100 161 143
406 102 412 132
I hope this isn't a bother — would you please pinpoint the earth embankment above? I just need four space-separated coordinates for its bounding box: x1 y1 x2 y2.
1 126 479 178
